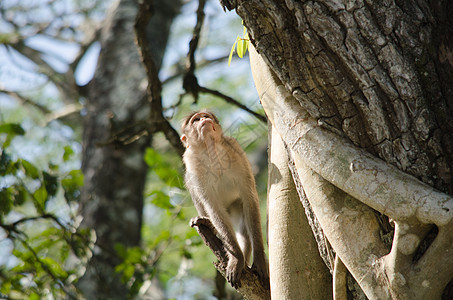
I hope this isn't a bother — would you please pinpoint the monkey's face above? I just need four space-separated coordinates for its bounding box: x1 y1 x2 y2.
181 111 222 148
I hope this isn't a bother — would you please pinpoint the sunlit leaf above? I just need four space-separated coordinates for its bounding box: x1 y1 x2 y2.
237 36 245 58
41 257 68 278
20 159 41 179
33 185 48 208
0 123 25 135
62 169 84 202
144 148 184 188
150 191 174 209
228 39 237 66
29 292 40 300
144 148 162 166
63 145 74 162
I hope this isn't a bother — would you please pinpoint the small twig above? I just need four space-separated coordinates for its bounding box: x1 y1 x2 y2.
162 55 229 85
16 234 79 299
198 86 267 123
0 89 51 115
182 0 206 101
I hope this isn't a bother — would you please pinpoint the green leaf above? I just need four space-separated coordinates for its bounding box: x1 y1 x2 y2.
20 159 41 179
155 168 183 188
121 264 135 280
0 123 25 135
150 191 174 209
63 146 74 162
62 169 84 202
144 148 184 188
228 39 238 66
125 247 143 264
114 243 127 258
0 151 12 175
29 292 40 300
152 230 171 247
237 40 244 58
13 185 27 206
144 148 162 167
33 185 48 208
41 257 68 278
43 171 58 197
0 188 13 216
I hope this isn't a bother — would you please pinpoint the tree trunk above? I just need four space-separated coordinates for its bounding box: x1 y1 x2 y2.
225 0 453 191
268 125 332 299
78 0 181 298
221 0 453 298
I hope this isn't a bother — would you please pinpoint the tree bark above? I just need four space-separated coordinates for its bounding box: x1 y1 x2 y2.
223 0 453 192
78 0 181 298
267 125 332 299
250 40 453 298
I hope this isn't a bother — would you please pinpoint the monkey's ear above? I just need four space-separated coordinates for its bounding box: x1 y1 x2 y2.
180 134 188 147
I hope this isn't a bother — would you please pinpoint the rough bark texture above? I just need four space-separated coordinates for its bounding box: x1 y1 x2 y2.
78 0 181 298
240 0 453 295
223 0 453 194
250 41 453 299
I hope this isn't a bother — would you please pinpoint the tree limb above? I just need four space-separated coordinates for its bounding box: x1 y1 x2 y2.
134 0 184 156
198 86 266 123
333 255 347 300
182 0 206 100
249 45 453 227
190 216 270 300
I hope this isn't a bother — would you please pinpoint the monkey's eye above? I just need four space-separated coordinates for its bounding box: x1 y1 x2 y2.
192 117 200 123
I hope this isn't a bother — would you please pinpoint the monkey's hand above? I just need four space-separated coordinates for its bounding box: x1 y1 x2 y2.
226 255 245 288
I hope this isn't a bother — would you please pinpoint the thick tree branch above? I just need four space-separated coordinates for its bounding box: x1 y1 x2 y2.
333 255 347 300
292 153 389 299
190 216 270 300
134 1 184 157
6 42 78 104
249 45 453 227
249 41 453 299
268 125 332 299
0 89 50 114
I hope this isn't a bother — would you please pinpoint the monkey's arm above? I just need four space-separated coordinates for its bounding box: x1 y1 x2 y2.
241 179 269 286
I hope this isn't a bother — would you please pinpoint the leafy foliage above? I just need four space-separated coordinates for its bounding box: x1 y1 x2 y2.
0 124 92 298
0 0 267 299
229 26 249 65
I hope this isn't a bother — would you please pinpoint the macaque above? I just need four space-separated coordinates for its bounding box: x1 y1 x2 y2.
180 110 268 287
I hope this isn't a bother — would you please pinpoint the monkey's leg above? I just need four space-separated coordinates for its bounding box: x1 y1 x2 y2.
237 220 252 266
205 204 245 287
242 189 269 286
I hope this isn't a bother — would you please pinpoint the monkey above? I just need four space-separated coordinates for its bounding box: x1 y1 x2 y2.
180 110 269 288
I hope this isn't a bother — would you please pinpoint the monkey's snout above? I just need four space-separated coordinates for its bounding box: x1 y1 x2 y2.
200 119 216 131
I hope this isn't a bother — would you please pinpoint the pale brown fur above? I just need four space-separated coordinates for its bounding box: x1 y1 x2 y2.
181 110 268 287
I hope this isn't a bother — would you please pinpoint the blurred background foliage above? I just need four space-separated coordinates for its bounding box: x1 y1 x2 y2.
0 0 267 298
